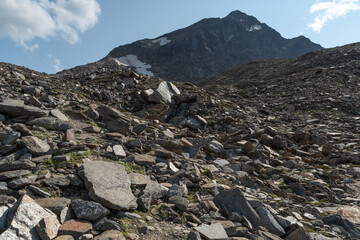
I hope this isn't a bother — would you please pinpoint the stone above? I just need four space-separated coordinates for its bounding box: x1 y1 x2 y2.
148 81 181 104
83 161 137 210
214 188 261 227
0 131 20 145
71 199 110 221
133 154 156 165
59 207 75 224
36 197 71 215
188 231 202 240
113 145 126 157
323 214 360 238
0 99 49 117
54 236 74 240
0 195 56 240
168 195 189 211
93 230 126 240
130 173 152 187
184 117 201 130
0 206 9 232
64 129 76 142
22 136 50 155
28 185 52 198
285 227 310 240
85 107 99 120
106 120 132 136
93 217 124 231
194 223 228 239
208 140 224 154
51 109 69 121
58 219 92 239
8 174 37 189
0 169 31 181
137 181 168 210
28 117 72 131
0 182 12 194
255 207 285 236
35 216 61 240
0 155 36 172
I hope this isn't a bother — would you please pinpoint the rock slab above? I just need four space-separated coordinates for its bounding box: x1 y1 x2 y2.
83 161 137 210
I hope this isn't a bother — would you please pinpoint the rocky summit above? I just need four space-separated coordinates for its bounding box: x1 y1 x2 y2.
0 41 360 240
60 10 322 82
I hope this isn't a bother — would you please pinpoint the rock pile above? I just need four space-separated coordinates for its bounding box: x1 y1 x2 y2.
0 41 360 240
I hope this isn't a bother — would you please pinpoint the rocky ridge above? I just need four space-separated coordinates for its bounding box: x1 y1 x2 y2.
0 41 360 240
60 10 322 82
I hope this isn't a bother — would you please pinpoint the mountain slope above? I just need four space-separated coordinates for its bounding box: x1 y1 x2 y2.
61 10 322 82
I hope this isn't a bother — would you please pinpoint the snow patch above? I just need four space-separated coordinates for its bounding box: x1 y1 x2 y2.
117 54 154 77
153 37 171 46
248 25 262 32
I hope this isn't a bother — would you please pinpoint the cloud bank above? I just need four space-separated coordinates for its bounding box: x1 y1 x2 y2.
308 0 360 32
0 0 100 50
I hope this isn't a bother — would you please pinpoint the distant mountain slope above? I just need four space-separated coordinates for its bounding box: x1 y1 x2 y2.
60 10 322 82
104 10 322 82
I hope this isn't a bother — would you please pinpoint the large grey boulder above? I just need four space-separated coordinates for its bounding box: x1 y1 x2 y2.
0 195 56 240
82 161 137 210
0 99 49 118
148 81 180 104
28 117 72 131
214 188 261 227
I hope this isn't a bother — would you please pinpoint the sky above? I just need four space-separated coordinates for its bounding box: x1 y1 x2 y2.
1 0 360 74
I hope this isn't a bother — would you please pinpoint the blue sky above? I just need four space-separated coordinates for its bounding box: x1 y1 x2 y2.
1 0 359 74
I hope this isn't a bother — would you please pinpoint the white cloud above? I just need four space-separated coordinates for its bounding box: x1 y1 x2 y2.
48 54 64 72
0 0 100 49
308 0 360 32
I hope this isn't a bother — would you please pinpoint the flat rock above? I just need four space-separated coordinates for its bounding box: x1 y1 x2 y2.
255 207 285 236
35 216 61 240
0 156 36 172
94 217 124 231
83 161 137 210
214 188 261 227
8 174 37 189
28 117 72 131
0 206 9 232
36 197 71 215
51 109 69 121
58 219 92 239
22 136 50 155
0 99 49 118
133 154 156 165
93 230 126 240
71 199 110 221
130 173 152 187
0 195 55 240
0 169 31 181
194 223 228 240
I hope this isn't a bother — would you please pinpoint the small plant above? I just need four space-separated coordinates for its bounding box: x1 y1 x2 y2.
66 150 92 166
41 158 56 168
31 130 51 140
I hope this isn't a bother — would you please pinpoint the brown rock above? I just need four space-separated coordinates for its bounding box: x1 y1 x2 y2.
93 230 126 240
22 136 50 155
35 216 61 240
58 219 92 239
36 198 71 215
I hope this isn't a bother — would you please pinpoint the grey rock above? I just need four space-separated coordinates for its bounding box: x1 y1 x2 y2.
83 161 137 210
28 185 52 198
323 214 360 238
51 109 69 121
71 199 110 221
60 207 75 224
8 174 37 189
0 155 36 172
0 195 55 240
214 188 261 227
184 117 201 130
188 231 202 240
93 230 125 240
130 173 152 187
137 181 168 210
194 223 228 239
0 131 20 145
36 197 71 215
35 216 61 240
0 99 49 118
168 182 188 197
285 227 310 240
168 195 189 211
94 217 124 231
113 145 126 157
0 182 12 194
106 120 132 136
0 169 31 181
0 206 9 232
22 136 50 155
28 117 72 131
208 140 224 154
133 154 156 166
255 207 285 236
85 107 99 120
148 81 180 104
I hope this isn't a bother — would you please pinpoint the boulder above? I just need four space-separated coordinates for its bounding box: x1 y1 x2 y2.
0 195 56 240
148 81 180 104
83 161 137 210
0 99 49 117
28 117 72 131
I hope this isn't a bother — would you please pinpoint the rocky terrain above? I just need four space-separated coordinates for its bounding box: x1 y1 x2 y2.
61 10 322 82
0 42 360 240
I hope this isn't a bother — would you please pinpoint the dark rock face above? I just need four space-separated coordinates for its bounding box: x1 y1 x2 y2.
101 10 322 82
